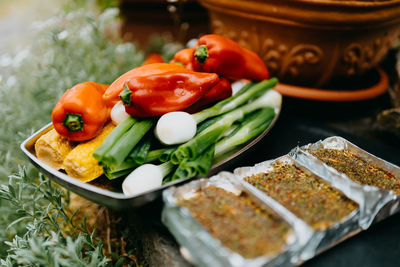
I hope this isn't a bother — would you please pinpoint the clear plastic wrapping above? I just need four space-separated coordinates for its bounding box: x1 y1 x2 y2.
162 172 315 267
290 136 400 228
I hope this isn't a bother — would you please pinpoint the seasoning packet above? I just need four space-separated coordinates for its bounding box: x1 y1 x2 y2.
234 156 360 259
162 172 314 267
290 136 399 228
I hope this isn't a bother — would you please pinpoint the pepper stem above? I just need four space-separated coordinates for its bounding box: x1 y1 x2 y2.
119 84 132 106
63 113 84 132
194 45 208 64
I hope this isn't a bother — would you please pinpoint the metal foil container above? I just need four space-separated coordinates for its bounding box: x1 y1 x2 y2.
234 156 360 260
162 172 316 267
290 136 399 228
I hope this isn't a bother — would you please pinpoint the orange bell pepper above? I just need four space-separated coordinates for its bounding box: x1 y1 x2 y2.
170 48 195 71
193 34 269 81
142 53 164 65
52 82 109 141
115 63 219 117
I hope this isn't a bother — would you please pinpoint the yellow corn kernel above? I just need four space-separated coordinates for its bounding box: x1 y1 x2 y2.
35 129 75 170
63 123 115 183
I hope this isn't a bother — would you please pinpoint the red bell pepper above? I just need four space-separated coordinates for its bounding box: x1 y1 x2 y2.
52 82 110 141
114 63 220 117
186 78 232 113
103 63 190 103
170 48 195 71
193 34 269 81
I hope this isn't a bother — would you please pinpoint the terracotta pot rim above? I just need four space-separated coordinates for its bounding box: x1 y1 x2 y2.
200 0 400 27
274 68 389 101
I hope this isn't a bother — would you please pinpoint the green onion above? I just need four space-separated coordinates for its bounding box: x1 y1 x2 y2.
122 161 175 195
170 121 228 164
158 147 177 162
214 108 275 158
93 117 136 162
104 168 133 180
103 148 170 179
192 78 277 124
165 144 215 183
195 116 221 135
102 119 154 168
171 87 278 164
159 161 175 177
126 135 152 165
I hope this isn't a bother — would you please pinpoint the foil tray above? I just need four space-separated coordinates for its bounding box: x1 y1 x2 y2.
162 172 313 267
233 155 360 259
20 107 280 210
291 136 400 228
162 136 400 266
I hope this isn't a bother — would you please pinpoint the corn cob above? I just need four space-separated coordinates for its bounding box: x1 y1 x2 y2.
35 129 75 170
63 123 115 182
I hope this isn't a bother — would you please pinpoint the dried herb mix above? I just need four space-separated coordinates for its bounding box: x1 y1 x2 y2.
310 148 400 194
178 186 291 259
244 162 358 230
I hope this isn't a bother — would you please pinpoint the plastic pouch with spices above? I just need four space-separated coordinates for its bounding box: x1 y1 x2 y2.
162 172 317 267
234 156 360 259
291 136 400 228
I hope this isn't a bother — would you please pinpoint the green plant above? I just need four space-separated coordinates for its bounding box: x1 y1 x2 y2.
0 168 109 266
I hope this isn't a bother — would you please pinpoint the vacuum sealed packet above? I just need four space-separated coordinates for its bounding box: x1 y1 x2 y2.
162 172 316 267
291 136 400 227
234 156 360 257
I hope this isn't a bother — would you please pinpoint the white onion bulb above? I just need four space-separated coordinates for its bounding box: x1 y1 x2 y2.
122 164 163 196
110 101 130 125
155 111 197 145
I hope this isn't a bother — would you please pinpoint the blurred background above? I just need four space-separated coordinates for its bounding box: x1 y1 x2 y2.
0 0 59 52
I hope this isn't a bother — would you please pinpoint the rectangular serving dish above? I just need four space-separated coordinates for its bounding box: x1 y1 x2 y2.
233 156 360 258
162 172 316 267
292 136 400 227
21 108 280 209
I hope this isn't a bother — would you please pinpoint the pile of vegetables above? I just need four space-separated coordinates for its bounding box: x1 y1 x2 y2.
42 34 282 197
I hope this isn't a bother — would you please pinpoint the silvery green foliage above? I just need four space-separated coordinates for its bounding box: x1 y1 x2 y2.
1 233 109 267
0 168 110 266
